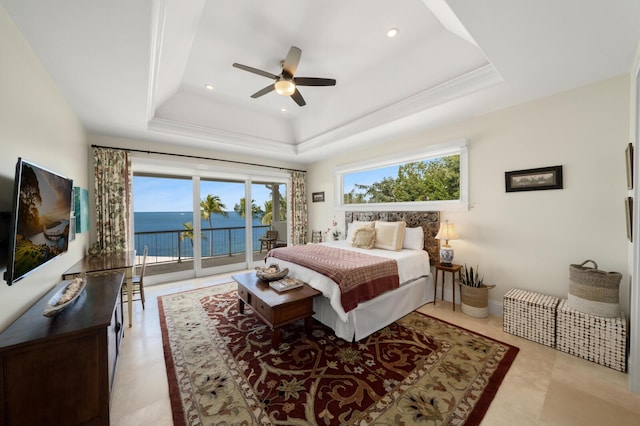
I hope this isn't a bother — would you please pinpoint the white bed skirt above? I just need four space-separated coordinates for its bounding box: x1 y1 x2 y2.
313 275 434 341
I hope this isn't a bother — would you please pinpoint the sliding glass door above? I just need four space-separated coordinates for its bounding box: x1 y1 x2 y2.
251 181 287 257
198 178 247 274
132 160 290 279
132 175 196 276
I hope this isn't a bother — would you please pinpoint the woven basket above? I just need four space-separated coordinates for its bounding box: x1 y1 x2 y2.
568 260 621 317
459 284 495 318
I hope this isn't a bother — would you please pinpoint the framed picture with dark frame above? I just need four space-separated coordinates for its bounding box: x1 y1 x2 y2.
626 196 633 242
626 143 634 190
505 165 563 192
312 191 325 203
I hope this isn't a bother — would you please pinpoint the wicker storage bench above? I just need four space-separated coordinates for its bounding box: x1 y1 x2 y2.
556 299 627 372
503 288 560 347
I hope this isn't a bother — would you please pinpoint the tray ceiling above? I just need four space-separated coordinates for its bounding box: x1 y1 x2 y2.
2 0 639 163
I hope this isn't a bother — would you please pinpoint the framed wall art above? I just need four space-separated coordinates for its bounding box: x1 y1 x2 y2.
626 143 634 190
312 191 325 202
505 165 563 192
626 196 633 242
74 187 89 233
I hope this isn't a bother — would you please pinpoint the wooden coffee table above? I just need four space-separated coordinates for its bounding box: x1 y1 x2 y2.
232 272 321 347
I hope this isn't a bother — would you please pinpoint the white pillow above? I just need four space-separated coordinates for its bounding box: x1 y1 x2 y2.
374 221 406 251
403 227 424 250
347 221 375 242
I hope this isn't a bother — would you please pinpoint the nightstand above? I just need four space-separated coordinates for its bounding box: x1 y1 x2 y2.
434 262 463 311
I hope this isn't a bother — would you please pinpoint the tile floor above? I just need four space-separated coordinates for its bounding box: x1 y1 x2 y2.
110 273 640 425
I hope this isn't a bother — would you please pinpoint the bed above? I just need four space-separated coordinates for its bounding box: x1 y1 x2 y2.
265 211 440 341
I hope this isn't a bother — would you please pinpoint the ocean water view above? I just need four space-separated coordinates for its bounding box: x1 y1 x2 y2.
134 211 269 259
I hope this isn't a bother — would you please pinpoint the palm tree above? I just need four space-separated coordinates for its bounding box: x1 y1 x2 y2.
234 198 264 219
200 195 227 257
179 222 207 262
261 198 287 225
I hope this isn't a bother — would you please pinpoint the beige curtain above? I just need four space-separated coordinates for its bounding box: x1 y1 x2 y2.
93 147 131 253
289 171 308 245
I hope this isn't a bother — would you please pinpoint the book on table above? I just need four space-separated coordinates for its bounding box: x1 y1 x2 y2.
269 277 304 292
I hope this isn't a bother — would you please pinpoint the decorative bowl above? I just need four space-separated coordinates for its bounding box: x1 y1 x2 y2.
43 278 87 317
255 264 288 281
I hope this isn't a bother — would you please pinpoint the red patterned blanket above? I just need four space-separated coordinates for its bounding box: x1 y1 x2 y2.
267 244 399 312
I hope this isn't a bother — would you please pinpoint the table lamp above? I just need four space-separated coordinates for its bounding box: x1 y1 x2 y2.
435 220 459 266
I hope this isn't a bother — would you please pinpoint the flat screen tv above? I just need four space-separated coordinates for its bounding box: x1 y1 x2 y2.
4 158 73 285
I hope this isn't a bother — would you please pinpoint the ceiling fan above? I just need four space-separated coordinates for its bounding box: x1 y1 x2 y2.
232 46 336 107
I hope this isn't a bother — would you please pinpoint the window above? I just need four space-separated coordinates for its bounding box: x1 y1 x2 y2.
130 156 291 278
335 139 468 211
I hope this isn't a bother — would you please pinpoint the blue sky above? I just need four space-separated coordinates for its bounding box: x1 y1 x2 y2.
133 166 396 212
343 165 399 193
133 176 276 212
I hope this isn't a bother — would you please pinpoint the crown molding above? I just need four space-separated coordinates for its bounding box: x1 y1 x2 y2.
147 117 297 156
296 63 503 155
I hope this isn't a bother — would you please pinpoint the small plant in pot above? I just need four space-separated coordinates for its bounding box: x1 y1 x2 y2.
457 265 495 318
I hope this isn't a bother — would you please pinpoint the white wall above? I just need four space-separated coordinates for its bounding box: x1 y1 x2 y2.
628 41 640 392
307 75 630 315
0 6 88 331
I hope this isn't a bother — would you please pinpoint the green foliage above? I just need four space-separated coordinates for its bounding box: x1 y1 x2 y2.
261 199 286 225
200 194 227 255
234 198 264 219
180 222 207 247
458 264 484 288
200 194 228 223
13 235 58 278
344 155 460 204
344 184 368 204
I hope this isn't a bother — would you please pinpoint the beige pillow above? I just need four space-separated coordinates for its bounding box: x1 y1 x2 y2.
351 228 376 249
347 220 375 242
374 221 406 251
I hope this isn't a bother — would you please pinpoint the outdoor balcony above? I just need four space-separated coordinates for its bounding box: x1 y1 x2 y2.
134 225 277 276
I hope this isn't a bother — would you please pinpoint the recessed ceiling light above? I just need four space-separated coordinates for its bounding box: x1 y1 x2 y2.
280 108 287 113
387 28 399 38
205 84 215 90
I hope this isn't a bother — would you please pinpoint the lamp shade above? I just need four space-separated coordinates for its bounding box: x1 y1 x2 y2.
435 221 459 243
275 79 296 96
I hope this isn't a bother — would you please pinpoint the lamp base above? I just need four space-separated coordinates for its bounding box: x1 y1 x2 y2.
439 247 454 266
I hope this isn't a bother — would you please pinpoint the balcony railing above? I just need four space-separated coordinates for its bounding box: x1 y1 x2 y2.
134 225 271 265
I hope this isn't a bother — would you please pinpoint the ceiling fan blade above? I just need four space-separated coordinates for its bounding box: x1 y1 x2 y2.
293 77 336 87
282 46 302 77
290 89 306 106
250 84 275 98
232 63 278 80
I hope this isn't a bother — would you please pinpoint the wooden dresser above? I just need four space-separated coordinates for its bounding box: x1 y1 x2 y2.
0 272 124 426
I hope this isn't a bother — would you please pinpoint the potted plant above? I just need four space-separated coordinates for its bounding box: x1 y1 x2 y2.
457 265 495 318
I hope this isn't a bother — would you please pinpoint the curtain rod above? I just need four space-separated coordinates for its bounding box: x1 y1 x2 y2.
90 144 306 173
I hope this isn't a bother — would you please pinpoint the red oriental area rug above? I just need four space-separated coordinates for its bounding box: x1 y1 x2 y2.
159 283 518 425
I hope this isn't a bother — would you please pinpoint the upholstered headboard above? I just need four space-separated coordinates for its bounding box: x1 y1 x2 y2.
345 211 440 264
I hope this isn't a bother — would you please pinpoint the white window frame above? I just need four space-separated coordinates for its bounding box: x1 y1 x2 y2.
333 139 469 211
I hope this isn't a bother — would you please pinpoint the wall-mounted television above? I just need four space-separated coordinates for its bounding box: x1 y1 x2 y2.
4 158 73 285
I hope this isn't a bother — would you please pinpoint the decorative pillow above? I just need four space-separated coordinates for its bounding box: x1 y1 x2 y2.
403 227 424 250
374 221 406 251
347 221 375 242
351 228 376 249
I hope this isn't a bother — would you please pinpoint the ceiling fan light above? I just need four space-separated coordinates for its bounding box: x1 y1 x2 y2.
275 79 296 96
